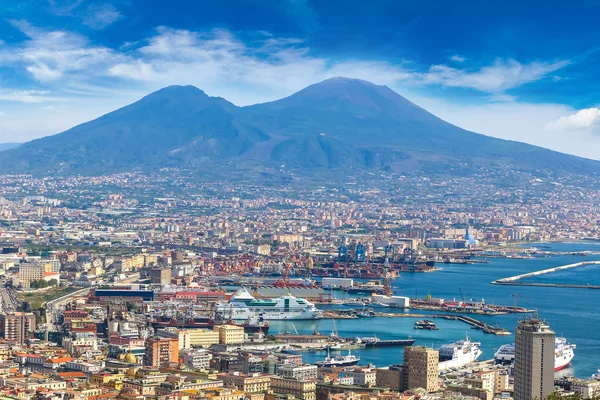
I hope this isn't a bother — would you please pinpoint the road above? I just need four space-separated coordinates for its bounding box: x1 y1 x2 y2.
45 288 91 332
0 286 19 312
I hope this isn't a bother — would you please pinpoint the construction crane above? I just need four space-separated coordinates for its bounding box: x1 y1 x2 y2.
275 262 292 288
458 287 465 303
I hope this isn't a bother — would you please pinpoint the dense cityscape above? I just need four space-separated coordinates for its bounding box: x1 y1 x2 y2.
0 171 596 400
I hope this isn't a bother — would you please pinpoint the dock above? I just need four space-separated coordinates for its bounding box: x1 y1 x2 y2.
434 314 511 335
492 261 600 288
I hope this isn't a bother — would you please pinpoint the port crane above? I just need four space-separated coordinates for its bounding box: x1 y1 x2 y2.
274 262 292 288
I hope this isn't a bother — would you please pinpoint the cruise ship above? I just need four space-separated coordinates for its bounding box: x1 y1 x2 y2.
494 337 575 371
215 287 323 320
438 337 482 371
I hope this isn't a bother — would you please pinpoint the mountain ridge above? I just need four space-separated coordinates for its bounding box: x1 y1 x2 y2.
0 77 597 177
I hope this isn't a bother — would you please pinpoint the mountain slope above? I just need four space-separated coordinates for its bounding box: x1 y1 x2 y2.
1 85 268 173
0 143 21 152
0 77 598 177
245 77 597 173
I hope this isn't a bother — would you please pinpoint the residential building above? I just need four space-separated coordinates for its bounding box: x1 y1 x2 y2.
271 377 316 400
402 346 439 392
144 337 179 367
376 366 403 391
182 349 212 370
278 364 318 381
0 312 36 344
514 318 555 400
220 372 272 394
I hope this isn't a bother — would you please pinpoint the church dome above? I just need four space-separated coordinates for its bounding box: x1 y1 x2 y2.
124 352 137 364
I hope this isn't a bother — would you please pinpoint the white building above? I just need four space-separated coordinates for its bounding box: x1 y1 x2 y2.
182 349 212 370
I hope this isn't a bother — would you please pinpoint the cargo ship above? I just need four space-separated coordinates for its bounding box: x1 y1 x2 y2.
494 337 575 371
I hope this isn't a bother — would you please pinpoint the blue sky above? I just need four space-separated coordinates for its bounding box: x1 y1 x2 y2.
1 0 600 158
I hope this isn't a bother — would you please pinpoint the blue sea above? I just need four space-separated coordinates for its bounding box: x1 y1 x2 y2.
268 242 600 378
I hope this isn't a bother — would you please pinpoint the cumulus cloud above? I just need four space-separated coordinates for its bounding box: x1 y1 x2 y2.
450 55 466 62
546 108 600 131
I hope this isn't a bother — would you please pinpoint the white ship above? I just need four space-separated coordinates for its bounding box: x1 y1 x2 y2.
494 337 575 371
216 287 323 320
438 336 482 371
316 349 360 367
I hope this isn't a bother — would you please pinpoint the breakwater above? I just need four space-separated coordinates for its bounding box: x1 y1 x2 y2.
491 260 600 288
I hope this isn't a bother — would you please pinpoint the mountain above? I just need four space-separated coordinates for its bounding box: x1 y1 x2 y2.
0 77 598 177
0 143 21 152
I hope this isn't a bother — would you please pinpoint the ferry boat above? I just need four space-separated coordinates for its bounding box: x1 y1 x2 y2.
494 337 575 371
216 287 323 321
438 336 482 371
315 349 360 367
414 320 439 330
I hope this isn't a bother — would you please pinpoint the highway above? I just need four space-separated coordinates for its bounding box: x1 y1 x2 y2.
0 286 20 312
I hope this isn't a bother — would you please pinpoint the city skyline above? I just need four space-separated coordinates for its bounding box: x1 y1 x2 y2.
0 0 600 159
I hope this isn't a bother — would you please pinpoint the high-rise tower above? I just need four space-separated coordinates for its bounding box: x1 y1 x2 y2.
514 317 555 400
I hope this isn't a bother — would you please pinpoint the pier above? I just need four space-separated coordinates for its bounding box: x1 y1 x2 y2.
491 260 600 288
434 314 511 335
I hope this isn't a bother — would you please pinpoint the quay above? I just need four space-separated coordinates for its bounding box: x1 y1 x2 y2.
491 260 600 288
434 314 511 335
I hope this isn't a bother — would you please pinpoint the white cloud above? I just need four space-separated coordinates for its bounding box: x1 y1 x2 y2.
0 89 62 103
419 58 569 93
546 108 600 131
0 112 5 117
2 20 124 82
82 4 122 29
450 55 466 62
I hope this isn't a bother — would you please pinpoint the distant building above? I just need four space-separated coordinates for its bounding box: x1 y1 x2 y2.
150 267 172 285
425 238 469 249
157 328 220 349
182 348 212 370
514 318 555 400
18 262 58 288
214 325 245 345
0 312 36 344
